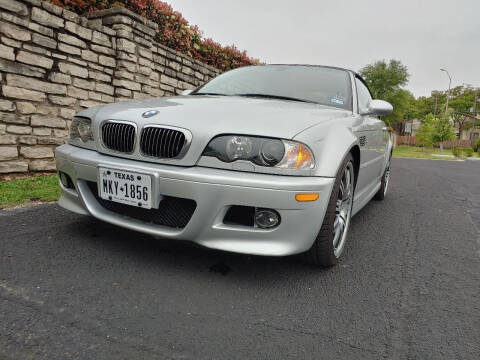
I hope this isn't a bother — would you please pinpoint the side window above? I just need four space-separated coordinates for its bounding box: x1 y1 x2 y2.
355 78 372 112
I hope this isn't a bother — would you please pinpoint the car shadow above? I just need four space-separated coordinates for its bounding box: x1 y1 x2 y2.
64 215 344 282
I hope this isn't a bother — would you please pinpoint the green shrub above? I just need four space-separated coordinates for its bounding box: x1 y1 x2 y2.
464 147 474 157
452 147 461 157
474 138 480 152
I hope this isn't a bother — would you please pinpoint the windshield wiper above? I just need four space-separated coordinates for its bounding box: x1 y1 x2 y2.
234 93 317 104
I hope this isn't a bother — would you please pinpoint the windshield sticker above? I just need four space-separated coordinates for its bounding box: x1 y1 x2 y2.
330 96 344 105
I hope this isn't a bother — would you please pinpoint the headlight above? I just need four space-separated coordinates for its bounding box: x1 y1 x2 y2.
69 117 93 143
203 135 314 169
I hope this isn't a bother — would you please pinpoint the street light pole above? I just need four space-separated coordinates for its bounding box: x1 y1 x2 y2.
440 68 452 113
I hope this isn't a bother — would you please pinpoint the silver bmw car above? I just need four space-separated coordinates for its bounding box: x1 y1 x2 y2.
56 64 393 267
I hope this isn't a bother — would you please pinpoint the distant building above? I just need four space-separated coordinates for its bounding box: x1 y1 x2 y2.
403 118 422 136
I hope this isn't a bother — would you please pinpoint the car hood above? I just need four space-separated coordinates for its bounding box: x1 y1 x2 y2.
84 95 351 166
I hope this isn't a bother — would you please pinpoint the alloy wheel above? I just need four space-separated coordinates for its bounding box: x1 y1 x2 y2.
333 162 354 257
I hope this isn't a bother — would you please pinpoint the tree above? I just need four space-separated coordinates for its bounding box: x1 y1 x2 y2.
432 111 456 151
416 113 436 147
416 112 456 151
359 59 410 128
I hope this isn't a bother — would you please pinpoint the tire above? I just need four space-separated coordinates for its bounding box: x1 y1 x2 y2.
304 153 355 267
374 155 391 201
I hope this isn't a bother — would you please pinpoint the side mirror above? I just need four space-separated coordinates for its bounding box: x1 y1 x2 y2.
360 99 393 116
181 89 193 95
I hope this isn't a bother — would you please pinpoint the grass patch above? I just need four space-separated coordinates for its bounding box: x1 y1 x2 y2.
393 145 480 160
0 175 61 209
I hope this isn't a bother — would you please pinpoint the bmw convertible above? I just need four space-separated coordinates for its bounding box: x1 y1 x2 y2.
56 64 393 267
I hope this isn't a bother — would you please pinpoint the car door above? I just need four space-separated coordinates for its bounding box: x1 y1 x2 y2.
353 77 385 196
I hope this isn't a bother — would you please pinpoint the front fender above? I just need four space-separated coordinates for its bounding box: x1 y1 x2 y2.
294 123 359 178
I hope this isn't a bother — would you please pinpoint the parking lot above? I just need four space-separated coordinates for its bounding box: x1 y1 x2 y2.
1 158 479 360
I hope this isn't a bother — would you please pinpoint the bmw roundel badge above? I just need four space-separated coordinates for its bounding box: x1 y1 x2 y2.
142 110 159 118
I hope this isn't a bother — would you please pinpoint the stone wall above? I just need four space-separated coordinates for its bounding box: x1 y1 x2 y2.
0 0 220 174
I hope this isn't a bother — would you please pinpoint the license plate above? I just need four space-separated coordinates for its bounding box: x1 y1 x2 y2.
98 167 152 209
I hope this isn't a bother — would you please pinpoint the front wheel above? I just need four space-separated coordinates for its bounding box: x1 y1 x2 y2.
304 153 355 267
374 156 391 201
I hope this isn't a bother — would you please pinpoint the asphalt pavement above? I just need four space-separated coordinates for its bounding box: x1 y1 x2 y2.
1 158 479 360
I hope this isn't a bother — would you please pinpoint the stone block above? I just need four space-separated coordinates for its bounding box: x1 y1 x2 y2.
101 94 114 103
0 146 17 160
18 135 36 145
36 105 58 115
116 38 136 53
138 47 153 60
32 33 57 49
17 51 53 69
65 21 92 41
20 146 54 158
115 88 131 97
0 160 27 173
0 112 29 124
98 55 116 67
30 115 66 128
117 60 136 72
92 31 110 46
7 74 67 94
88 91 102 101
1 36 20 48
67 86 89 100
37 137 64 145
0 135 16 144
58 33 87 49
88 71 110 82
81 49 98 63
16 102 36 114
23 44 51 56
79 100 102 108
160 74 178 88
49 95 76 106
95 83 114 95
6 125 31 135
60 108 76 119
29 159 57 171
0 0 28 16
0 124 5 134
0 44 14 61
58 43 81 56
113 79 141 91
0 99 15 111
41 1 63 16
73 78 95 91
0 21 30 41
115 69 134 80
31 7 64 28
90 44 115 56
33 127 51 136
28 21 54 37
67 57 87 67
58 61 88 78
53 129 68 137
2 85 47 102
49 72 72 85
62 10 79 23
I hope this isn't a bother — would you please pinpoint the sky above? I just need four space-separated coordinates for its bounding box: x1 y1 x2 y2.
170 0 479 98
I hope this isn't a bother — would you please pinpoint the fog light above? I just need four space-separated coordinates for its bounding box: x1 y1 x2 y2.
59 171 73 189
254 208 280 229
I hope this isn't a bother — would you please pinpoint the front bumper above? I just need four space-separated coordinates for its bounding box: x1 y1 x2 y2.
55 144 334 256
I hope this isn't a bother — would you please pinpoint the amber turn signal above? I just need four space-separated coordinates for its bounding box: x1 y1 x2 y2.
295 193 319 202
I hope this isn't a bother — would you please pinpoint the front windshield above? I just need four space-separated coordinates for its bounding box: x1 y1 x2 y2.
194 65 352 110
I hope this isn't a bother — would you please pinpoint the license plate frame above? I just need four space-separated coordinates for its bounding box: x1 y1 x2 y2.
98 167 153 209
